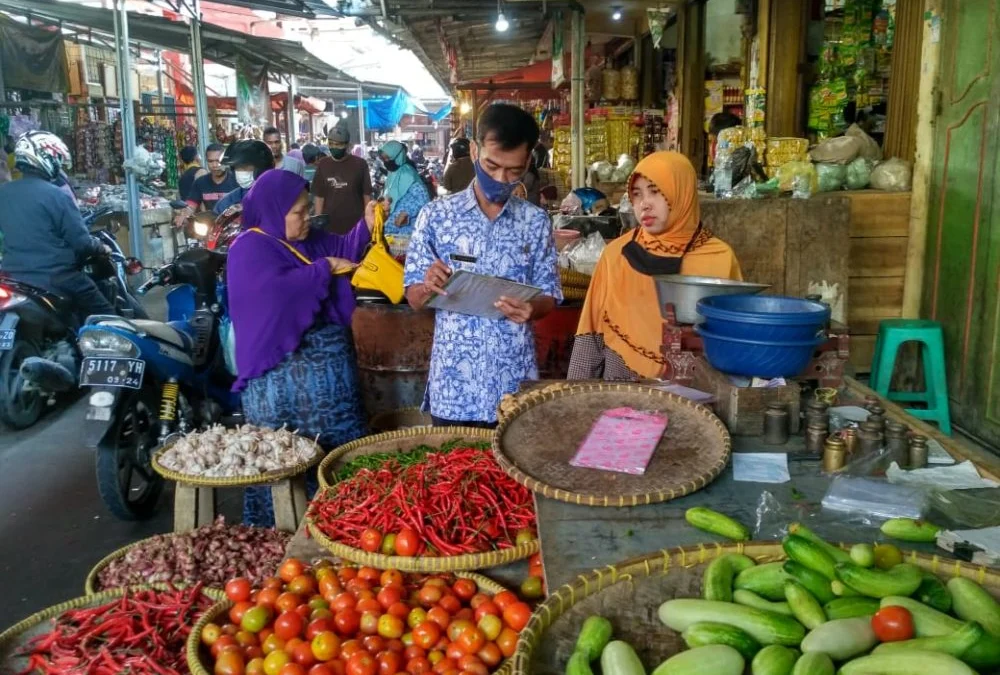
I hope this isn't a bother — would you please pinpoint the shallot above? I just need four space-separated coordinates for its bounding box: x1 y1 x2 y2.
158 423 319 478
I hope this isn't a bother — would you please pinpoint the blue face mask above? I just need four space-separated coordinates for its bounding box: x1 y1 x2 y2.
473 157 518 204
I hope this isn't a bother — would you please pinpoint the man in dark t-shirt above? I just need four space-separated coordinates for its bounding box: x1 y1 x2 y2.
311 122 372 234
175 144 239 227
177 146 205 202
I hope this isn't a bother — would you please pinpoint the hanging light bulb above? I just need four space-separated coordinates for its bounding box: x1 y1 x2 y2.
495 1 509 32
611 6 623 21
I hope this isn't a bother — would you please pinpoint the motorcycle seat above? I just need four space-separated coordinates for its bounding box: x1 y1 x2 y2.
132 319 190 350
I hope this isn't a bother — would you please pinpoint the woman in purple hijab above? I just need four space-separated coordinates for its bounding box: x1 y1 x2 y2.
227 169 371 526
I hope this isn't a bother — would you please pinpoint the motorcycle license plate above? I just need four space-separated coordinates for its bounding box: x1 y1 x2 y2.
0 314 18 350
80 358 145 389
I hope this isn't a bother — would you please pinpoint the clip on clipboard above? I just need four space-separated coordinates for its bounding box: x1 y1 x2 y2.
426 270 542 319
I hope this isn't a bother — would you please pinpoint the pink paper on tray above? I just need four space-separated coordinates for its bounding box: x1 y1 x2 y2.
569 407 669 475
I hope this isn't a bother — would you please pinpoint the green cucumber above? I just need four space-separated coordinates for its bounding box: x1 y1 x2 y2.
834 562 922 598
574 616 613 661
872 621 985 658
600 641 645 675
682 621 761 660
849 543 875 568
652 644 745 675
786 523 851 564
822 597 880 620
839 651 976 675
685 507 750 541
784 581 826 630
658 599 806 646
791 652 834 675
881 596 1000 669
736 562 791 602
751 645 799 675
566 651 595 675
783 561 835 604
830 579 861 597
799 617 877 660
916 574 952 613
783 535 838 580
880 518 943 542
734 589 794 616
703 554 756 602
948 577 1000 638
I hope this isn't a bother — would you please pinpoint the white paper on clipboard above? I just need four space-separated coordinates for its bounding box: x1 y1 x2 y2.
426 270 542 319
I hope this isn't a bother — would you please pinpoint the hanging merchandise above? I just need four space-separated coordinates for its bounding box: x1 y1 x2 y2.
647 8 670 49
585 56 604 105
621 65 638 102
601 65 621 102
584 110 608 166
551 11 566 88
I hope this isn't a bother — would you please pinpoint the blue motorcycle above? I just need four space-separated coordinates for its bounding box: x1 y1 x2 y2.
78 247 238 520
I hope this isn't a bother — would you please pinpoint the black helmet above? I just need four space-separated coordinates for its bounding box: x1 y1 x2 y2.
450 137 470 159
222 140 273 179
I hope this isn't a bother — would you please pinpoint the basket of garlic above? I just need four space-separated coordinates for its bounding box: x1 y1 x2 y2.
151 424 323 487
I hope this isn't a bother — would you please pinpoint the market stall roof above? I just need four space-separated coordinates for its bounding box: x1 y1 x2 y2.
0 0 334 80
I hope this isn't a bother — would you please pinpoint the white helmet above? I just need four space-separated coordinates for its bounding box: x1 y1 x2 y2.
14 130 72 180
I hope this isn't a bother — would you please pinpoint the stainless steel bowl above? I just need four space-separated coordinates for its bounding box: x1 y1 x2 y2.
653 274 771 323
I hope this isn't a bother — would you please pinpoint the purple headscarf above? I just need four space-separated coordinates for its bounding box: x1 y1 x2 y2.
227 170 371 391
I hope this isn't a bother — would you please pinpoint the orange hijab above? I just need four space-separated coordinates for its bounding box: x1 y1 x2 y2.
576 151 742 379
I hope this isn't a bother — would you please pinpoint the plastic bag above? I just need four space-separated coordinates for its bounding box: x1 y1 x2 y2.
870 158 912 191
809 136 861 164
618 192 637 230
846 123 882 161
822 476 929 520
559 192 583 215
755 177 780 195
590 160 615 183
777 160 817 194
816 163 847 192
565 231 606 276
845 157 873 189
792 173 814 199
123 146 166 180
610 153 636 182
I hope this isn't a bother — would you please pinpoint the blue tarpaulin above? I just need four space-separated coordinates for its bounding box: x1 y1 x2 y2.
346 89 452 131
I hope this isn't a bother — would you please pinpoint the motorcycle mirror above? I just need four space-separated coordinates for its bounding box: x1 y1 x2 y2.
125 257 144 275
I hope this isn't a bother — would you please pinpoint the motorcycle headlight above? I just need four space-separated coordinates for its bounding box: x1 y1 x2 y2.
193 221 210 238
79 329 139 357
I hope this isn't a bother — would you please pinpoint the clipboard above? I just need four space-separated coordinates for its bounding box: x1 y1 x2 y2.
426 270 542 319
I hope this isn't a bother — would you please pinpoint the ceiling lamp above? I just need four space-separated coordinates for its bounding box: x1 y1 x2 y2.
495 1 509 32
611 6 623 21
459 101 472 115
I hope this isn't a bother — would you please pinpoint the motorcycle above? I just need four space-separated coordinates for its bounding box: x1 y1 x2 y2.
79 246 238 520
0 208 145 429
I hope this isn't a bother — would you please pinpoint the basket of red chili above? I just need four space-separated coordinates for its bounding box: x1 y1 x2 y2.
308 427 539 572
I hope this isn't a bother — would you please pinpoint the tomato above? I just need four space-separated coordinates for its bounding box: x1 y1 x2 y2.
496 628 518 658
308 666 336 675
311 631 341 661
289 641 315 667
264 577 285 591
358 567 382 583
227 578 253 603
528 553 542 569
444 642 465 660
386 638 406 653
347 651 377 675
381 570 405 588
274 611 305 641
476 615 502 642
259 628 275 644
231 601 256 625
453 609 474 623
468 594 490 610
454 627 485 654
387 602 411 620
280 560 308 584
446 620 474 643
377 586 403 609
236 631 259 648
347 578 373 595
289 575 318 597
377 651 403 675
520 577 544 600
515 528 536 546
246 646 265 661
502 602 531 632
411 621 442 649
437 595 461 615
360 611 380 635
203 622 223 646
873 544 904 570
360 529 383 553
450 579 476 601
306 618 335 641
296 605 312 620
247 657 266 675
334 608 361 636
476 643 502 669
276 593 302 614
332 592 358 613
418 585 442 607
285 637 305 653
432 657 457 674
492 591 518 612
262 634 286 656
320 576 343 601
242 606 273 634
472 602 499 623
407 608 428 630
405 657 431 675
327 661 347 675
456 655 487 675
872 606 914 642
263 650 291 675
311 609 333 623
213 635 239 658
257 589 282 609
308 596 329 611
395 529 421 557
338 567 359 583
378 614 406 639
381 534 398 556
340 639 363 657
404 646 427 660
215 649 247 675
426 607 450 630
279 664 307 675
357 598 383 615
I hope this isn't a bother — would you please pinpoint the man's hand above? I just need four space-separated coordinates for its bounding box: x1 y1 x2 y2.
495 296 533 324
423 259 452 296
173 207 193 229
394 211 409 226
363 200 377 232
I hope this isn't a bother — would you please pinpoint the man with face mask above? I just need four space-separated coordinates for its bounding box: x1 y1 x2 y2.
311 120 372 235
213 139 275 215
404 104 562 427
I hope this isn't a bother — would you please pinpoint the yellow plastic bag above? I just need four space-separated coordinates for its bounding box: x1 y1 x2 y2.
351 203 405 304
776 160 818 194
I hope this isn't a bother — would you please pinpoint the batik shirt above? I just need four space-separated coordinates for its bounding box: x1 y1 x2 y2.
404 183 563 423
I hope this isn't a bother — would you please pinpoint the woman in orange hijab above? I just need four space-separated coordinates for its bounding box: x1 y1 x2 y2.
568 151 742 381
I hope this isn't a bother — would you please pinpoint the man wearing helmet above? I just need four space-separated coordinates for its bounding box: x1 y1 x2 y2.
212 139 275 216
0 131 115 318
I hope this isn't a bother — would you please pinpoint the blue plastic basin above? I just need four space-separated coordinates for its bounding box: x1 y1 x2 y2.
697 326 824 378
697 294 830 341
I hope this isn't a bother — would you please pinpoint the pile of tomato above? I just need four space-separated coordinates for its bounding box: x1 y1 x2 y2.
202 558 533 675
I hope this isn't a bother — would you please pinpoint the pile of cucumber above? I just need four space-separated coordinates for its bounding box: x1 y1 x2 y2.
566 522 1000 675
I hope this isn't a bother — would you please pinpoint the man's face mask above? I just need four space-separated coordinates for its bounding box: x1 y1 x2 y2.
235 170 255 189
328 145 347 159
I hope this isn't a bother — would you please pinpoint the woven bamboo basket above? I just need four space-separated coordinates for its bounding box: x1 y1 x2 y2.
559 268 593 289
187 572 513 675
0 585 223 673
494 383 731 506
311 426 538 572
513 542 1000 675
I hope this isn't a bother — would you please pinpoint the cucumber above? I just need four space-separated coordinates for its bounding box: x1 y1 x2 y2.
834 562 922 598
948 577 1000 638
736 562 791 602
849 543 875 568
658 599 806 646
799 617 877 660
600 641 645 675
566 651 595 675
751 645 799 675
872 621 984 658
916 574 952 613
881 596 1000 669
839 651 977 675
734 589 794 616
822 597 880 620
575 616 613 660
782 562 835 604
682 621 761 660
783 536 838 580
787 523 851 564
790 652 834 675
652 644 744 675
784 581 826 630
880 518 943 542
703 554 756 602
830 580 860 597
685 507 750 541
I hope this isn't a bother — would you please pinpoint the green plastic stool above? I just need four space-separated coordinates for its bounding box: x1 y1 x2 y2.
869 319 952 435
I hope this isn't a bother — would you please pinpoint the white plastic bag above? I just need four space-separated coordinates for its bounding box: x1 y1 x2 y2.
870 158 912 191
809 136 861 165
566 231 606 276
846 124 882 162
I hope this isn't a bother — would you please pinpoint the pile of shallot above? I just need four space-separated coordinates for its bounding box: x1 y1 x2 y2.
157 424 319 478
95 517 290 591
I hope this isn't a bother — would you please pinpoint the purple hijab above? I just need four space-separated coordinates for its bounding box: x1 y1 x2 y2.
227 169 371 391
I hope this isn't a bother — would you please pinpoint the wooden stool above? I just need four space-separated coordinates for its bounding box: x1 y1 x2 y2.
172 475 310 533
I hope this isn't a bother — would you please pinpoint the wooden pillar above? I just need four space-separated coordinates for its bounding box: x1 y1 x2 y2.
883 0 924 162
678 0 706 169
765 0 808 137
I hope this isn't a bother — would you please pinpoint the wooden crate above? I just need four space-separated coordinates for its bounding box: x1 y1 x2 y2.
690 357 801 436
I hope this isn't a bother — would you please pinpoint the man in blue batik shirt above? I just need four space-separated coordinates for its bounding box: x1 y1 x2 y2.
404 103 562 427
